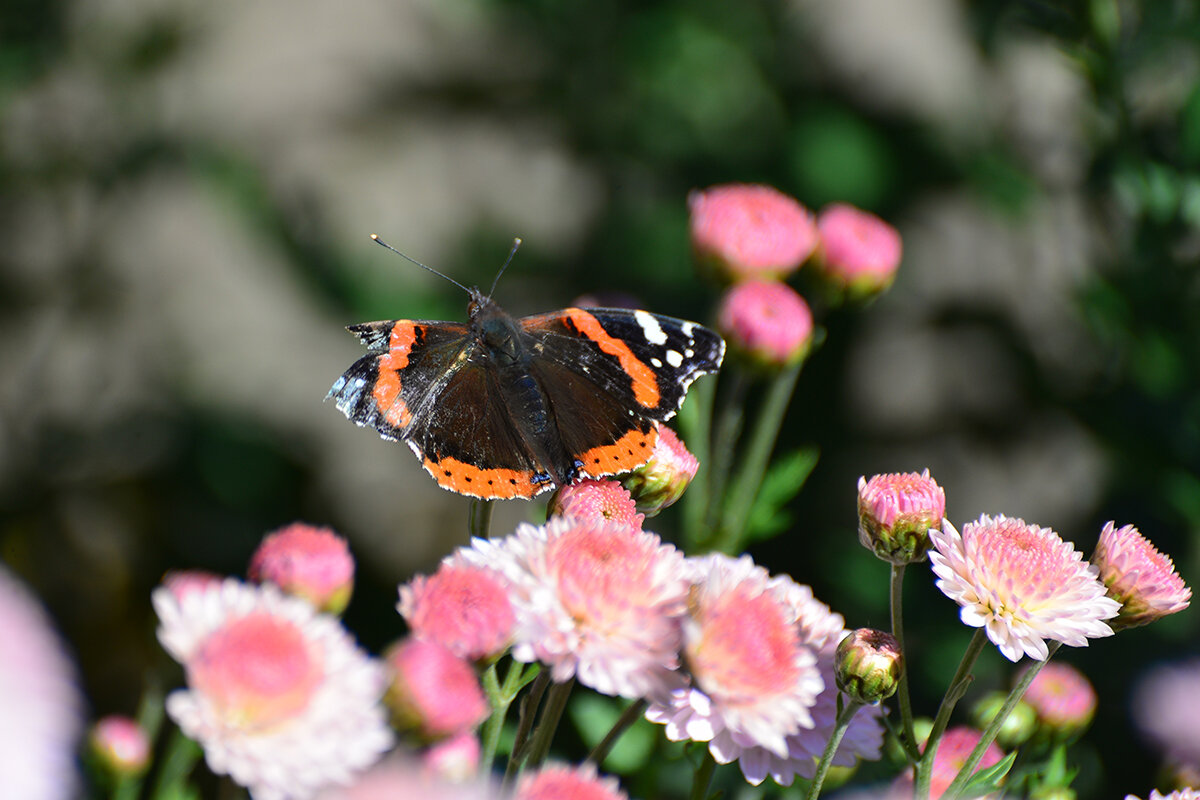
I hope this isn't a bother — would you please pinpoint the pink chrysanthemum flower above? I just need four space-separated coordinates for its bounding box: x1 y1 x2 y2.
717 280 814 369
398 557 515 662
421 731 480 783
857 469 946 564
1092 522 1191 630
153 579 394 799
249 523 356 615
929 515 1121 662
1133 658 1200 770
0 565 83 800
645 554 828 781
622 426 700 517
690 184 818 282
548 479 645 529
316 756 494 800
89 716 151 778
814 204 902 297
384 638 488 740
891 726 1005 799
515 762 629 800
1019 661 1096 737
476 517 690 700
162 569 224 601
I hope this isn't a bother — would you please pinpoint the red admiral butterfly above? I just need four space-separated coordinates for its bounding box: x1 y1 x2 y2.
328 247 724 500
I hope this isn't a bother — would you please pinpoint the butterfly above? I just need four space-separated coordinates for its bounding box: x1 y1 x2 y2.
328 240 724 499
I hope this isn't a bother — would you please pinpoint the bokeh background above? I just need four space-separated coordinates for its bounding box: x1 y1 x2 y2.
2 0 1198 796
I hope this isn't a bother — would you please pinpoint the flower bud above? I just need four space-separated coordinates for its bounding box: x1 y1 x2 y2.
248 523 355 615
857 469 945 564
717 280 814 370
549 479 644 528
813 203 902 300
620 426 699 516
690 184 818 282
835 628 902 705
969 691 1037 749
88 715 151 779
1091 522 1191 630
384 638 488 741
1020 661 1097 740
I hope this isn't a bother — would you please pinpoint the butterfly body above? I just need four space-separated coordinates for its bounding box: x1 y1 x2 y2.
329 288 724 499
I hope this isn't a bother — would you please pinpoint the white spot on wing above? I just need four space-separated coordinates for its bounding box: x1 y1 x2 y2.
651 357 663 368
681 321 696 337
635 310 669 345
666 350 684 367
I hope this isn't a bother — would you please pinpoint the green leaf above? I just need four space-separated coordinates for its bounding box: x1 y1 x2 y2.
568 695 655 773
961 751 1018 798
744 447 819 543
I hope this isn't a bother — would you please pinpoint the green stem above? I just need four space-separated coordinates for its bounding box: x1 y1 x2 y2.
890 564 921 763
690 748 717 800
713 362 802 553
682 372 718 551
469 499 494 539
941 641 1063 799
150 726 203 800
587 698 648 767
699 370 748 546
480 660 531 774
524 678 575 768
508 670 550 777
915 628 988 799
806 695 864 800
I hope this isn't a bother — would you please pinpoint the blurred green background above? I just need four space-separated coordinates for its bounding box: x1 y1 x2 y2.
1 0 1198 796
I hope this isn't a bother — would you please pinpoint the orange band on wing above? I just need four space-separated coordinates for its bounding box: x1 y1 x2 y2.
373 324 419 428
565 309 660 408
423 456 552 500
577 424 658 479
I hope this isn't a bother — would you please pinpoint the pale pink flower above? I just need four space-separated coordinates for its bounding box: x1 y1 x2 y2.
1126 792 1200 800
421 731 480 783
384 638 487 740
1092 522 1191 630
0 565 83 800
153 579 393 799
621 425 700 516
162 569 224 601
398 557 515 662
690 184 818 281
814 204 902 296
1133 658 1200 770
317 756 494 800
477 517 689 700
549 479 645 529
515 762 628 800
857 469 946 564
1020 661 1096 735
89 716 151 777
717 280 814 368
645 554 829 782
249 523 355 615
891 726 1005 799
930 515 1120 661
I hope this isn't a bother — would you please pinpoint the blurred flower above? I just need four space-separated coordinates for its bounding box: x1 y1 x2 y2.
1133 658 1200 770
161 569 224 601
1091 522 1191 630
857 469 946 564
421 731 480 783
891 726 1005 799
814 204 903 298
317 756 494 800
621 425 700 516
717 280 814 369
1020 661 1097 738
0 565 83 800
249 523 355 615
969 691 1037 749
515 762 629 800
398 557 515 663
929 515 1120 661
690 183 818 282
549 479 644 529
645 553 825 782
153 579 393 799
88 715 151 778
384 639 487 741
476 517 690 700
1126 792 1200 800
836 628 902 705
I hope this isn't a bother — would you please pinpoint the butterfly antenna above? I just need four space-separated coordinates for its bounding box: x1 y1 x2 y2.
488 237 522 300
369 234 472 295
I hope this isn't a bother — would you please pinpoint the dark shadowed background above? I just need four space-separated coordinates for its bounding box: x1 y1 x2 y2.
1 0 1197 796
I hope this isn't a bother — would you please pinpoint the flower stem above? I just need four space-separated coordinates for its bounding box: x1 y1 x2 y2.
915 628 988 799
149 726 202 800
941 641 1063 798
690 748 717 800
806 695 864 800
713 362 802 553
469 499 494 539
682 371 719 550
524 678 575 769
890 563 921 763
587 698 648 767
699 370 748 546
506 669 550 784
481 660 530 774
